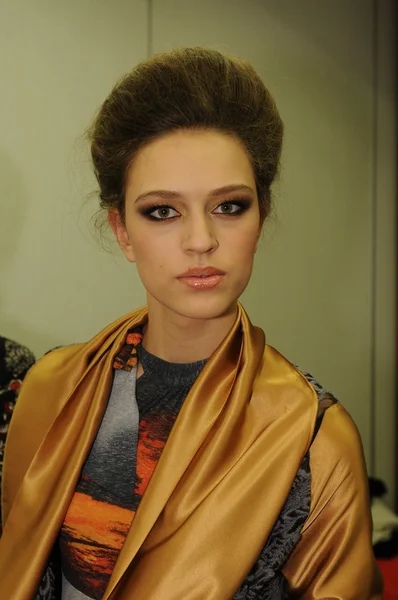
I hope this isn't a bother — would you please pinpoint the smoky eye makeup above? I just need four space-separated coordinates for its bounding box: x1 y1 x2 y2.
138 197 253 222
213 198 252 215
138 204 180 221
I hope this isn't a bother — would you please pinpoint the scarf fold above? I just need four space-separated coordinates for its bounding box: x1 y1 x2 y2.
0 303 318 600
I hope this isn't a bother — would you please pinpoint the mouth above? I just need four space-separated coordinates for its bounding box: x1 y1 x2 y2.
177 267 225 290
177 266 226 279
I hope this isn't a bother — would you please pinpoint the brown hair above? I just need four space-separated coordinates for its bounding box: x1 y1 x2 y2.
89 47 283 225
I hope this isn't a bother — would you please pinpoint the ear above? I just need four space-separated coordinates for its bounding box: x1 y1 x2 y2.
108 209 136 263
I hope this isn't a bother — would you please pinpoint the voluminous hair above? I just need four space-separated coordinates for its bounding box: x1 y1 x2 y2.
89 46 284 223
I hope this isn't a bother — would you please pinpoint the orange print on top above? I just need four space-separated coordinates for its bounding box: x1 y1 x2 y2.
63 491 134 555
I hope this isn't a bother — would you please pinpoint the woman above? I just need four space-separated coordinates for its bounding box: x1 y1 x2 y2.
0 47 382 599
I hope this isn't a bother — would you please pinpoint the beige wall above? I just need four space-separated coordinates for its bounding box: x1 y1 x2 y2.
0 1 396 502
0 0 148 356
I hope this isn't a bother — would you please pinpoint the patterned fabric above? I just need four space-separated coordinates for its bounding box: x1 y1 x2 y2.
59 368 140 599
36 560 58 600
36 331 336 600
59 334 207 599
113 332 143 371
0 336 35 534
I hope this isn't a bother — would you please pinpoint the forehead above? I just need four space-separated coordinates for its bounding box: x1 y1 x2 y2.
126 129 256 197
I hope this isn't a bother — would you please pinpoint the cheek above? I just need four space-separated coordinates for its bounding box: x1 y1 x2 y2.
229 224 259 258
131 231 171 269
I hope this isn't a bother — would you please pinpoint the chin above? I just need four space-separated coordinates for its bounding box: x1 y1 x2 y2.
154 292 240 322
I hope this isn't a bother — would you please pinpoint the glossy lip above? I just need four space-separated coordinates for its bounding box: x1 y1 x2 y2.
177 266 225 290
178 275 223 290
177 266 226 278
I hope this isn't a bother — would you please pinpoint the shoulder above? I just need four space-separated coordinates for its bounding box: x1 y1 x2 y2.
264 346 360 458
304 402 368 532
264 345 337 403
264 345 338 423
310 402 365 469
10 343 87 433
264 348 368 507
291 362 362 463
293 365 338 405
22 343 85 387
3 343 92 504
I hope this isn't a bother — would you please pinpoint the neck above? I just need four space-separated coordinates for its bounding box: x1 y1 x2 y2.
141 299 238 363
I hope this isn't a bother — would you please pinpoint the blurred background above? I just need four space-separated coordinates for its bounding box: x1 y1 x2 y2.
0 0 396 507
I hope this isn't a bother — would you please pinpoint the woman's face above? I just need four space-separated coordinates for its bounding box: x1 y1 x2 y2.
110 129 261 322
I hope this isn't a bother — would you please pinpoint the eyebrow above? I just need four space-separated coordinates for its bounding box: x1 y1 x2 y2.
134 184 255 204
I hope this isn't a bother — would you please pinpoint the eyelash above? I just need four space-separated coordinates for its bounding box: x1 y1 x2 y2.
140 199 251 222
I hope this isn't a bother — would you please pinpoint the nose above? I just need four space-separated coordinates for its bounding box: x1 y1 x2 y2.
181 214 219 255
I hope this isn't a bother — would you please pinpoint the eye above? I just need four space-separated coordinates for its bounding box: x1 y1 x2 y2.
142 205 180 221
213 200 250 216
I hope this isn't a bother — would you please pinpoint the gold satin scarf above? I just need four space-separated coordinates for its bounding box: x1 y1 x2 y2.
0 303 318 599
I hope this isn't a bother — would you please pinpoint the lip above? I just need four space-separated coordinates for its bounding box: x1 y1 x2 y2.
177 266 225 290
177 266 226 278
